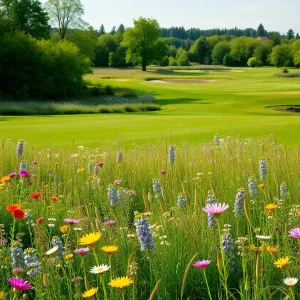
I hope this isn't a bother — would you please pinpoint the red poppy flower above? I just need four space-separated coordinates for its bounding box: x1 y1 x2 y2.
13 209 25 219
50 197 58 202
31 192 41 199
6 204 21 212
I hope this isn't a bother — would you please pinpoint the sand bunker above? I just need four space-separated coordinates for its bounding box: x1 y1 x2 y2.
149 79 216 83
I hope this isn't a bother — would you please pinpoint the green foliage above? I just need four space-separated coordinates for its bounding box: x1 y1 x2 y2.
66 29 98 61
247 57 259 67
0 0 50 39
44 0 84 39
176 48 190 66
189 36 210 64
160 56 169 67
95 33 118 66
282 67 289 73
211 41 231 65
253 43 272 65
122 17 167 71
229 37 260 66
0 32 92 98
294 50 300 67
269 44 292 67
168 56 177 66
104 85 115 95
108 46 128 67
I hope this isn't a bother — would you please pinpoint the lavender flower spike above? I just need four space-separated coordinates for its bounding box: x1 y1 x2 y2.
135 218 154 251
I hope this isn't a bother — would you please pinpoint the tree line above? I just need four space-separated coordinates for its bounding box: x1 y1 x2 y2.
1 0 300 99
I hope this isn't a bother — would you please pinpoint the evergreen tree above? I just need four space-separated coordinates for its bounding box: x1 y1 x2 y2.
117 23 125 34
98 23 105 36
287 29 295 40
256 23 265 37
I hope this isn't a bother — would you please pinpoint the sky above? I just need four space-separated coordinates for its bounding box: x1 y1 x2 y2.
41 0 300 34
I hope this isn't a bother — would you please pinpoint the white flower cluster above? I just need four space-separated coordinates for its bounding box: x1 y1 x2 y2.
150 224 171 247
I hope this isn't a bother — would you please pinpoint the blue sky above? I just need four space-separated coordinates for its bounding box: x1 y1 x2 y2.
42 0 300 34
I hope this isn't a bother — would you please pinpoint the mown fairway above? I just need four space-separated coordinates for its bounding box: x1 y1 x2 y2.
2 67 300 148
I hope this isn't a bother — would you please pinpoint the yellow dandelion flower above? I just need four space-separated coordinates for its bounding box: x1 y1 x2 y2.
274 257 290 268
65 254 73 261
82 287 98 298
101 245 119 255
109 276 133 290
258 183 265 189
79 232 102 247
297 210 300 217
0 176 10 184
59 225 69 234
77 168 85 173
266 245 277 253
266 203 278 212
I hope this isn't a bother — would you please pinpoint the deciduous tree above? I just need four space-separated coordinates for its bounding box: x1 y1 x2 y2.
44 0 84 39
122 17 167 71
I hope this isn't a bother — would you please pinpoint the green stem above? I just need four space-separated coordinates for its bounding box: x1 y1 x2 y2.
109 255 112 280
203 270 213 300
217 221 229 300
100 276 108 300
92 247 99 265
290 287 295 300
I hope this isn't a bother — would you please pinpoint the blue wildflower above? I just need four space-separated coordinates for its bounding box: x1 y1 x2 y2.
135 218 154 251
168 146 175 164
248 177 258 196
107 185 120 207
234 189 245 217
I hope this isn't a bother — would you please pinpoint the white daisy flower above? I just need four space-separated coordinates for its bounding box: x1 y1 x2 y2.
283 277 298 287
90 264 110 274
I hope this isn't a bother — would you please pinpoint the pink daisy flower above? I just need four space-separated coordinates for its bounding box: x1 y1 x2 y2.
19 170 29 178
104 220 116 226
97 162 104 167
8 277 32 291
64 218 80 224
289 227 300 239
160 169 167 175
74 248 90 255
193 260 211 270
114 179 122 185
8 172 17 178
203 203 229 216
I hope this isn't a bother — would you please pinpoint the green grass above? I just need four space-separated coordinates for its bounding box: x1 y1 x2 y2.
1 67 300 148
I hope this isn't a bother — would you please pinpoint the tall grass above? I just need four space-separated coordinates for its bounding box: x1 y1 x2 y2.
0 95 160 116
0 137 299 299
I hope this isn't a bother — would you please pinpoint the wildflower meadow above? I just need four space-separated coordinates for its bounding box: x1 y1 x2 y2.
1 137 300 299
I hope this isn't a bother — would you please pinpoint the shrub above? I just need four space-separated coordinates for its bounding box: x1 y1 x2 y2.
247 57 259 68
282 67 289 73
160 56 169 66
120 89 137 98
169 57 177 66
104 85 115 96
0 32 92 99
90 87 103 96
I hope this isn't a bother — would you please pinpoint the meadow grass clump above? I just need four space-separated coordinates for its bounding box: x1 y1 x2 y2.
1 137 300 299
